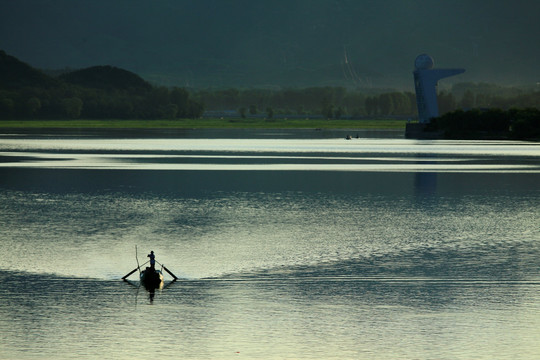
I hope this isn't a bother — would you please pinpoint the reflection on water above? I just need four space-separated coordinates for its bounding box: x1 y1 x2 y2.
0 134 539 359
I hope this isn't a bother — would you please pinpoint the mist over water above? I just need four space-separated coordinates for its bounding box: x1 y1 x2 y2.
1 133 539 359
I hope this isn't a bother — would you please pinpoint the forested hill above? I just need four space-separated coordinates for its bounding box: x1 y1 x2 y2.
59 66 153 91
0 50 59 89
0 51 203 120
1 51 150 92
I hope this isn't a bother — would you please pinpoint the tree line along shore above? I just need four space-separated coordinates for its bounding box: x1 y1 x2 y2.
1 50 539 138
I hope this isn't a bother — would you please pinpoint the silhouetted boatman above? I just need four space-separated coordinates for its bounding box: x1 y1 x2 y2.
148 251 156 270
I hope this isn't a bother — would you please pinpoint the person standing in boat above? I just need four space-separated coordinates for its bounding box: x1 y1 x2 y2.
148 251 156 270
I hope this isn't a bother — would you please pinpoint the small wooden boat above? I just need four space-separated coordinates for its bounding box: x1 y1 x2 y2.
122 249 179 288
140 266 164 289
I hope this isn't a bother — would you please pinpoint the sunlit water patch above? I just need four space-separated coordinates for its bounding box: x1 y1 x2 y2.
1 138 539 172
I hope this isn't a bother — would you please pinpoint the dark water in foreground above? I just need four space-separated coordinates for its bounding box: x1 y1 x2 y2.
0 132 539 359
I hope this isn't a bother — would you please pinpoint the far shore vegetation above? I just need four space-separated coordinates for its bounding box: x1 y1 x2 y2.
426 108 540 140
1 50 539 138
0 118 407 130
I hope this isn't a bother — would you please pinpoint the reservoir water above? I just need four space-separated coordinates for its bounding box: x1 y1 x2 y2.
0 129 539 359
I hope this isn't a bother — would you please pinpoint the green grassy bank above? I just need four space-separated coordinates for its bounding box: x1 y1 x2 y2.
0 118 407 130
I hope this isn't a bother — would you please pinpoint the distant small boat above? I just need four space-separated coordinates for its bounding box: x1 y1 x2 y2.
140 266 164 289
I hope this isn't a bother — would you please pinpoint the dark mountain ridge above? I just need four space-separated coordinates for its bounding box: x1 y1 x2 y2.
0 51 203 120
0 50 151 93
0 50 59 89
59 66 153 92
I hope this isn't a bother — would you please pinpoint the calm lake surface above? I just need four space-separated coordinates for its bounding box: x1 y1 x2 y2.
0 129 539 359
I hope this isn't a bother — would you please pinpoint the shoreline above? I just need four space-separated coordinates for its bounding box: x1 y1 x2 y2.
0 118 407 138
0 126 404 139
0 118 407 129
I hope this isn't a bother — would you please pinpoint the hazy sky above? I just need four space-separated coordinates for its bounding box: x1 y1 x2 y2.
1 0 539 88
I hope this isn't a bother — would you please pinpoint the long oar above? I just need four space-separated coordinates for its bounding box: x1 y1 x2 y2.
156 260 179 280
162 265 179 280
122 260 149 280
122 267 139 280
